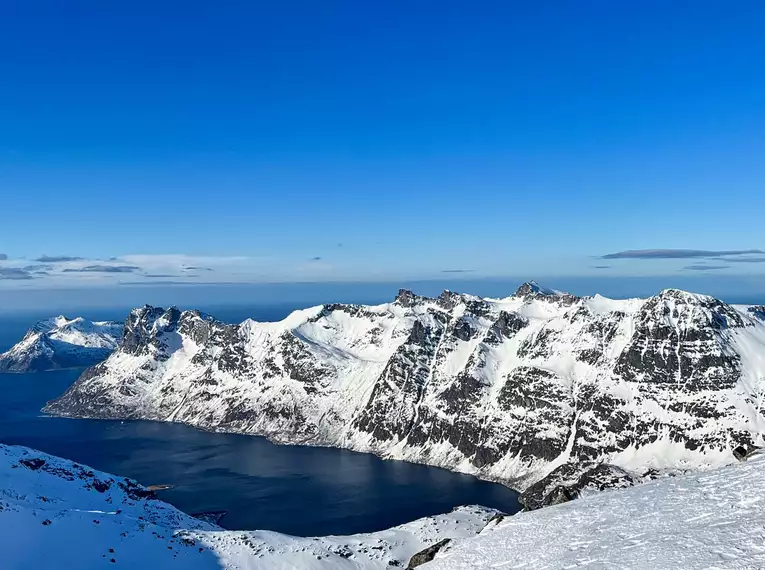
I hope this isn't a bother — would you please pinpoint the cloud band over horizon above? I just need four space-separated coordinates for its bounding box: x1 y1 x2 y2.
602 249 765 260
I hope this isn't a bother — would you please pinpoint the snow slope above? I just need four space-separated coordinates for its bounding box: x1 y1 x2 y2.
44 285 765 499
0 316 122 372
5 443 765 569
427 452 765 569
0 444 497 570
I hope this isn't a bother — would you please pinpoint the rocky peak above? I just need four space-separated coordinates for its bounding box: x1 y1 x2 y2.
123 305 173 355
747 306 765 320
615 289 748 390
437 290 464 310
514 281 580 306
31 316 68 333
126 305 166 326
395 289 421 307
641 289 745 330
514 281 556 297
177 310 223 346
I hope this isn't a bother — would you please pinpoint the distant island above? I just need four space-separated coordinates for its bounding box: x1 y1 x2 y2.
0 316 122 373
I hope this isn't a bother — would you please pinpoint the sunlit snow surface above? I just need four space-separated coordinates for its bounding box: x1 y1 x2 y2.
429 453 765 569
4 443 765 569
0 444 496 569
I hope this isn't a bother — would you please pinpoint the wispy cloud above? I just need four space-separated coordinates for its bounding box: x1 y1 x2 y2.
144 273 183 278
710 256 765 264
601 249 764 260
0 253 263 288
441 269 475 273
0 254 7 261
117 280 241 287
119 254 250 268
35 255 86 263
62 265 140 273
683 264 730 271
0 267 35 280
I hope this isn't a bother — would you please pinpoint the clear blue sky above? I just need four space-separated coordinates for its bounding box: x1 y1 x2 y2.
1 1 764 294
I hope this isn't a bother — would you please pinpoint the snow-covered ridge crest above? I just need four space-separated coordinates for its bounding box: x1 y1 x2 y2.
0 443 497 569
0 315 122 373
44 283 765 499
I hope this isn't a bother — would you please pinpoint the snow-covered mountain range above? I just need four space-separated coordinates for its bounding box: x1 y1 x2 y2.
0 443 497 569
0 316 122 372
44 283 765 501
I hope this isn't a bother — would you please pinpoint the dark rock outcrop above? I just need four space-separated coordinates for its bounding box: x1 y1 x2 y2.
519 463 638 511
407 538 451 569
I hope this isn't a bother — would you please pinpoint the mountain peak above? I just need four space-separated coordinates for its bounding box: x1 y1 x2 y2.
438 289 464 310
395 288 420 307
514 281 559 297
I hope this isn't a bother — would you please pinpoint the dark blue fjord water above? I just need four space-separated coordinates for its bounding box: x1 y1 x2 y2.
0 369 520 536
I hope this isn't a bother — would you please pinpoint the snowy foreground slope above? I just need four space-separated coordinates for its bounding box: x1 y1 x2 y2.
428 452 765 569
0 444 496 570
5 443 765 569
0 316 122 372
45 284 765 502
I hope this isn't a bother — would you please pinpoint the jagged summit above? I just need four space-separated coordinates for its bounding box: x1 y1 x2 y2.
749 305 765 319
394 288 420 306
513 280 559 297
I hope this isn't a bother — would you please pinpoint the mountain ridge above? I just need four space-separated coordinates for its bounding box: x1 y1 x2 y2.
43 283 765 500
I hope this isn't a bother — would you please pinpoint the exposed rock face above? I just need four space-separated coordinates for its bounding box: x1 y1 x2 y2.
0 316 122 372
519 463 638 510
749 305 765 320
407 538 451 568
44 285 765 491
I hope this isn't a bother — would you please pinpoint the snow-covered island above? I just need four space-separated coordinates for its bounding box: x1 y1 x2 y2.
0 316 122 373
43 283 765 508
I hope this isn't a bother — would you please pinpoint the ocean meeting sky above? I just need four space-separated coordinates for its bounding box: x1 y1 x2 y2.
1 1 764 305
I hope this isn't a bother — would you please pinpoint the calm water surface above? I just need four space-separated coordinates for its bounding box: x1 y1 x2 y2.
0 306 520 536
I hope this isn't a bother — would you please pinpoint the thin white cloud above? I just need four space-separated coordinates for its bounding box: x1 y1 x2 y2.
118 254 251 268
602 248 764 260
0 252 315 290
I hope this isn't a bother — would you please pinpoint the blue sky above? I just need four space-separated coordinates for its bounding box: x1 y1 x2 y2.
1 1 764 295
